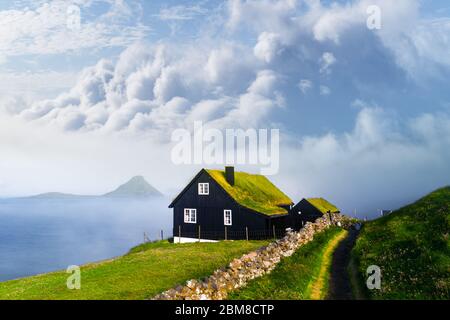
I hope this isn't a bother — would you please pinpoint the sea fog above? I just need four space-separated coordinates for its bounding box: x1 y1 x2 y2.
0 197 172 282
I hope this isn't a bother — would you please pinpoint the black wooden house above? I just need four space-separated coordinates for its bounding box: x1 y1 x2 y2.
288 198 340 231
169 167 293 242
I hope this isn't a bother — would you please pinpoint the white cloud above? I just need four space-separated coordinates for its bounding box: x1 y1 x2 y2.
319 52 336 74
226 0 297 33
381 17 450 79
155 3 209 35
0 71 77 105
104 99 153 132
14 0 450 137
0 114 180 197
54 107 87 131
214 69 283 128
281 107 450 217
306 0 450 79
298 79 313 94
226 0 450 80
319 85 331 96
205 43 256 90
13 41 279 136
0 0 149 57
0 96 28 115
157 4 207 21
185 98 231 125
311 1 365 44
253 32 284 63
2 102 449 218
8 0 450 137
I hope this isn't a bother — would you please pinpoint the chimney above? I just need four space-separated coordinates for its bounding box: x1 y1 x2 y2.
225 166 235 186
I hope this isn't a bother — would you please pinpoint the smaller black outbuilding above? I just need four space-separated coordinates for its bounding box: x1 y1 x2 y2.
289 198 340 230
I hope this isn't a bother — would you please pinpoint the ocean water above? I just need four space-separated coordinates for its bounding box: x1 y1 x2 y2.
0 197 172 282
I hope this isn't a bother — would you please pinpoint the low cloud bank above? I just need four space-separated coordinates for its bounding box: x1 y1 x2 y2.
279 106 450 218
1 105 449 218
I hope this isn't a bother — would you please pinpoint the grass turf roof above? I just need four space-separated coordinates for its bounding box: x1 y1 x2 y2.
206 169 293 216
307 198 340 214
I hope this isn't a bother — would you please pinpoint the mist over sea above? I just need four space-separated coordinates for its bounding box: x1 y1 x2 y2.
0 197 172 282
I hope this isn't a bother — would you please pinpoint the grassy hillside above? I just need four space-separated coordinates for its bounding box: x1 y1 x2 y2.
0 240 268 300
352 187 450 299
229 227 347 300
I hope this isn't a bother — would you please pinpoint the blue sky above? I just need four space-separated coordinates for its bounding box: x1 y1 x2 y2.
0 0 450 217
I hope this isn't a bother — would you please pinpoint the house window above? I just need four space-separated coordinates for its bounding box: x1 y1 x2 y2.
224 210 232 226
198 183 209 195
184 208 197 224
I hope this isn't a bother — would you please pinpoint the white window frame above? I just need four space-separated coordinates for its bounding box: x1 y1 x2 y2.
224 209 232 226
184 208 197 224
198 183 209 195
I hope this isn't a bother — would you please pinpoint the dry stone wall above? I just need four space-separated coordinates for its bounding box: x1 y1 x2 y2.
153 213 352 300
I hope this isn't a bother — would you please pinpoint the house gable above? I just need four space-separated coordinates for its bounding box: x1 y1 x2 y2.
169 169 240 210
292 199 321 216
169 169 207 208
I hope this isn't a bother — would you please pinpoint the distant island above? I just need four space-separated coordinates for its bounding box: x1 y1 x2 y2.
104 176 162 198
22 176 163 199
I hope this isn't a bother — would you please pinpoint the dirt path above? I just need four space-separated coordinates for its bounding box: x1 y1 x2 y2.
326 229 360 300
309 229 348 300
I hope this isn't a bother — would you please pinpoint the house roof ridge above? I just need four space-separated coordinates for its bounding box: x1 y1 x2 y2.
205 168 293 216
305 197 340 214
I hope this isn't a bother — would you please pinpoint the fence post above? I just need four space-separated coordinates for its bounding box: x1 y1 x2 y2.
198 225 201 242
161 230 164 241
273 225 276 240
178 225 181 244
225 226 227 241
245 227 249 241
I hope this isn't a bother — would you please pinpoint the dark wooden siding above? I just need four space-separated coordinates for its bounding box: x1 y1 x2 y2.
172 170 275 239
288 199 324 230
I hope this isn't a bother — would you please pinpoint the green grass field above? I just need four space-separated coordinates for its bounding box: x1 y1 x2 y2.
0 240 268 300
352 186 450 299
228 227 346 300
